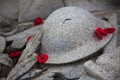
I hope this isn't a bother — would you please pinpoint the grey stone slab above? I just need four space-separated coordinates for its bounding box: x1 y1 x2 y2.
7 53 37 80
79 74 96 80
7 28 42 79
19 0 64 22
0 54 13 67
47 63 84 79
18 29 43 62
41 7 113 64
116 77 120 80
96 47 120 73
0 54 13 77
118 26 120 46
0 36 6 54
1 65 12 77
33 72 54 80
84 60 116 80
16 22 34 33
0 0 19 19
19 69 42 80
7 29 43 80
6 24 42 42
0 14 19 36
96 14 120 74
6 38 26 52
0 78 6 80
64 0 118 12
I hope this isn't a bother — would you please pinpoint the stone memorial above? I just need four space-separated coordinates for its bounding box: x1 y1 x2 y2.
0 0 119 80
41 7 113 64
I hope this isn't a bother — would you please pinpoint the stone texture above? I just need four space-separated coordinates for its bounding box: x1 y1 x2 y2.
0 54 13 77
19 69 42 80
96 47 120 73
84 60 116 80
6 24 42 42
6 38 26 52
19 0 64 22
46 62 84 79
0 13 19 36
0 54 13 68
18 29 43 62
0 0 19 19
1 65 12 77
96 13 120 74
118 26 120 46
7 28 43 80
79 74 96 80
116 77 120 80
64 0 119 12
34 64 83 80
41 7 113 64
0 78 6 80
33 72 54 80
0 36 6 54
7 53 37 80
16 22 34 33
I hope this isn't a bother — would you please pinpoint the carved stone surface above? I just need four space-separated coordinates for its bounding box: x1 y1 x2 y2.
84 60 116 80
7 28 43 80
34 72 54 80
0 54 13 77
96 47 120 73
41 7 113 64
6 24 42 42
0 0 19 19
6 38 26 52
0 36 6 54
96 14 120 76
19 0 64 22
0 54 13 68
64 0 119 11
7 53 37 80
79 74 96 80
0 1 119 79
45 62 84 79
16 22 34 33
19 69 42 80
0 78 6 80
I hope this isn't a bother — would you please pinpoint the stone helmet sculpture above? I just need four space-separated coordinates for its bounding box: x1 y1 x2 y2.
40 7 113 64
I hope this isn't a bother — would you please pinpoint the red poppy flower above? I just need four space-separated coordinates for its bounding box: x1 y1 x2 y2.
9 51 21 58
37 54 48 64
104 28 115 34
34 17 43 26
26 35 32 42
95 30 103 40
96 27 108 35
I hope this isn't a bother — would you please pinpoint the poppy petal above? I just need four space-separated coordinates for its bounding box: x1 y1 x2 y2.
104 28 115 34
37 54 48 64
34 17 43 26
9 51 21 58
26 35 32 42
97 27 108 35
95 30 103 40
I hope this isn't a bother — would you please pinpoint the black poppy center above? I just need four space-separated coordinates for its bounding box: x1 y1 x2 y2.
41 57 45 60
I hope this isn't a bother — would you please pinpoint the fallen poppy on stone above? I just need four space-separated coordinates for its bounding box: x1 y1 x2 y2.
34 17 43 26
104 27 115 34
95 30 103 40
95 27 108 40
37 54 48 64
9 51 21 58
96 27 108 35
26 35 32 42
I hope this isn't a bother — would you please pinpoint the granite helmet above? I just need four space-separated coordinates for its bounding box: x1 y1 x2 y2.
41 7 113 64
